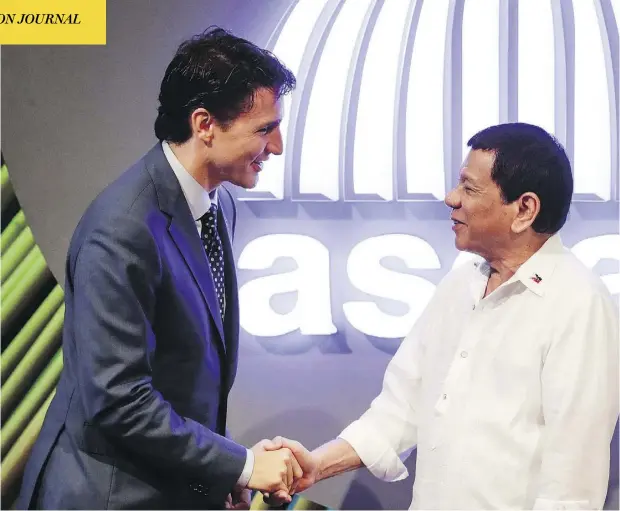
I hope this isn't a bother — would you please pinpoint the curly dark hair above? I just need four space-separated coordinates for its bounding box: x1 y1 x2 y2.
154 27 296 142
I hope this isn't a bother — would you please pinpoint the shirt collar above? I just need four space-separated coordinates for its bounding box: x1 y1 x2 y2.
512 233 564 296
472 233 565 298
162 141 217 221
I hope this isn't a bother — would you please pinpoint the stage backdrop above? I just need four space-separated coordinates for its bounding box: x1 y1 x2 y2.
2 0 618 508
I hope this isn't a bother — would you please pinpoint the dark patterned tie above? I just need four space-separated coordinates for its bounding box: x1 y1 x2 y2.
200 203 226 321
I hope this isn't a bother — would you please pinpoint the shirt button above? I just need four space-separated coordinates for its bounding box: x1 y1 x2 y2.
460 351 468 358
442 393 447 400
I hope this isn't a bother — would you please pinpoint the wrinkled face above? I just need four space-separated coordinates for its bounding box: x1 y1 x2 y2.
444 149 515 257
208 87 284 189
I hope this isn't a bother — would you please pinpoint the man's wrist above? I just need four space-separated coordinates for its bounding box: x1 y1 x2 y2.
235 448 254 488
311 448 325 483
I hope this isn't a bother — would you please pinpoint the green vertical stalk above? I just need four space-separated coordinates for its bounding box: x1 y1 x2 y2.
1 304 64 417
1 226 35 283
1 164 9 190
1 349 63 456
1 164 15 211
0 210 26 255
1 248 52 333
1 285 64 383
250 492 271 510
0 390 55 496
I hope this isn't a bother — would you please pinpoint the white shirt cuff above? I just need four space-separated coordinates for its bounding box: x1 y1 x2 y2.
235 448 254 488
339 419 408 482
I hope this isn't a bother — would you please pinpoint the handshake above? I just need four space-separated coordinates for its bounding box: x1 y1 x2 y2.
247 436 319 506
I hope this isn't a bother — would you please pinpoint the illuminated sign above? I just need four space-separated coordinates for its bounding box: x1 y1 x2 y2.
234 0 619 347
241 0 618 203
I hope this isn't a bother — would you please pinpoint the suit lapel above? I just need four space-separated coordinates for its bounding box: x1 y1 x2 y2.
168 215 226 348
144 144 226 352
217 190 239 374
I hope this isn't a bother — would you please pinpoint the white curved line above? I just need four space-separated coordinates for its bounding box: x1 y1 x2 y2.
518 0 555 137
573 0 611 200
461 0 500 161
353 0 411 199
299 0 374 199
249 0 330 198
406 0 450 199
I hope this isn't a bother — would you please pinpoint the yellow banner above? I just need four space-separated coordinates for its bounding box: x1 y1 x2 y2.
0 1 106 45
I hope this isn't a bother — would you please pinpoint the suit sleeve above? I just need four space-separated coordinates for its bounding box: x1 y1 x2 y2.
71 213 246 491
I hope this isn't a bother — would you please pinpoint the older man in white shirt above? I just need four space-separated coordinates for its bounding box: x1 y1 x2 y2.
267 123 619 510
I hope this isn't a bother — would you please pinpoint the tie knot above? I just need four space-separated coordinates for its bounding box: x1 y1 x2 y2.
200 203 218 228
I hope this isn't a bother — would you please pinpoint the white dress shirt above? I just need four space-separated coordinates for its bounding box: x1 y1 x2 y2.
340 234 618 509
162 141 254 489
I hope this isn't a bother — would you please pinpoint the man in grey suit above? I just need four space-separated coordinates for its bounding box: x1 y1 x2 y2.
18 27 300 510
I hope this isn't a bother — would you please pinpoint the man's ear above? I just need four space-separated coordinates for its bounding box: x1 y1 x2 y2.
511 192 541 234
190 108 215 143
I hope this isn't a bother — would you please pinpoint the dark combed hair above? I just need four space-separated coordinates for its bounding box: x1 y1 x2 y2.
467 122 573 234
154 27 296 143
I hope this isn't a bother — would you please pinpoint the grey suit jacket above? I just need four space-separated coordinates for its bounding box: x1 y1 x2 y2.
17 143 246 509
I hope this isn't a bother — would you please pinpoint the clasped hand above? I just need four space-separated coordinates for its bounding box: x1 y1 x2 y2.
247 436 318 506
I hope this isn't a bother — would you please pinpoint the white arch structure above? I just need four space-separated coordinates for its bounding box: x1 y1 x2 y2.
237 0 619 203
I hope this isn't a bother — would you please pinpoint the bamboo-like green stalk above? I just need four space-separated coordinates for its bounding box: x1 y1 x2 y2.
0 210 26 255
249 491 328 510
0 389 55 496
2 244 42 299
1 226 35 283
1 248 52 334
1 349 63 456
1 164 9 190
250 492 271 510
1 304 64 417
1 164 15 211
1 285 64 384
289 495 328 510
